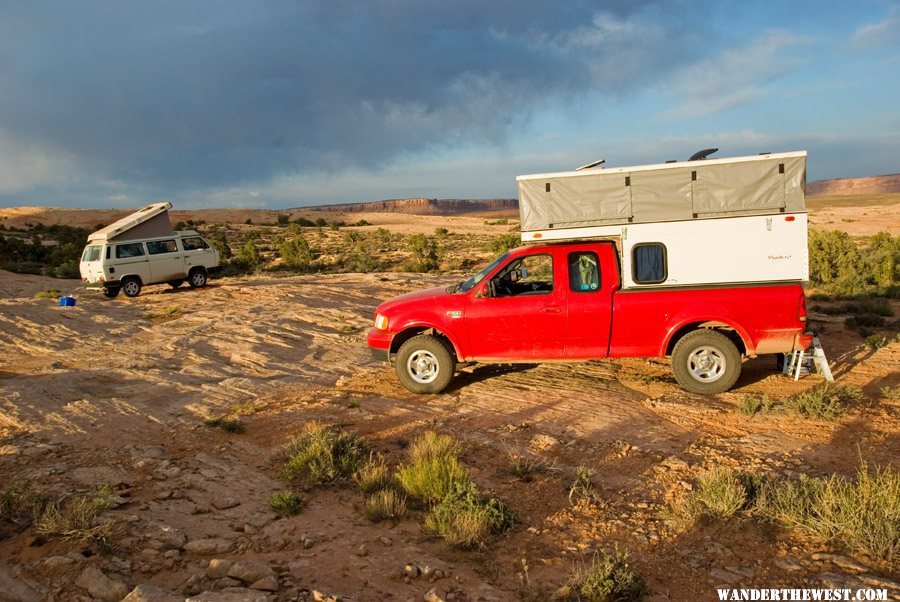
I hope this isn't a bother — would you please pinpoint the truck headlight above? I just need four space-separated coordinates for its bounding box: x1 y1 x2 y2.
374 314 389 331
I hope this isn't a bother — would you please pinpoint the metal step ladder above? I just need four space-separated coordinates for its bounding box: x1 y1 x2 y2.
782 336 834 382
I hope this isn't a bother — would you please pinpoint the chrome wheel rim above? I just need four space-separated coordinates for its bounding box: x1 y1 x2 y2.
407 350 440 384
687 346 726 382
191 272 205 286
124 281 139 296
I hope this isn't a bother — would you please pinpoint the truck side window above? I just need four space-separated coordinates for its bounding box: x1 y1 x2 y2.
568 252 600 292
182 237 209 251
492 254 553 296
632 243 667 284
115 243 145 259
147 240 178 255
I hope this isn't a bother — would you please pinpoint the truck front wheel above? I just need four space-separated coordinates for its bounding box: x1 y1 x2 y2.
671 330 741 395
395 335 455 394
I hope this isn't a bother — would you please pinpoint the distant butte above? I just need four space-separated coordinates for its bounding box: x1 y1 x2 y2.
807 173 900 196
301 198 519 215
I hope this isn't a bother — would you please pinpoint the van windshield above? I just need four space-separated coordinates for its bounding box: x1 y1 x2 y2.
81 245 101 262
453 252 509 293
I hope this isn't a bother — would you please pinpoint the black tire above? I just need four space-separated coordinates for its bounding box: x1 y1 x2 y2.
168 279 184 288
395 335 455 394
103 286 120 299
188 268 207 288
121 277 142 298
671 330 741 395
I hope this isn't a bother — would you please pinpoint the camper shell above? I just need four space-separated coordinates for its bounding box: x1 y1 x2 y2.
517 151 809 288
79 202 219 298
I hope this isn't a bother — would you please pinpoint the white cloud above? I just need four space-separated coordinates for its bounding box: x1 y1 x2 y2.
851 9 900 48
663 30 810 118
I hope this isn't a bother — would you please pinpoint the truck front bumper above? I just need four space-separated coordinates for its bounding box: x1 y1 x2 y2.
366 328 392 363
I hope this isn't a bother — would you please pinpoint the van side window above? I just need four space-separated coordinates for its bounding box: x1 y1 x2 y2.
568 252 600 292
632 243 667 284
147 240 178 255
115 243 145 259
182 237 209 251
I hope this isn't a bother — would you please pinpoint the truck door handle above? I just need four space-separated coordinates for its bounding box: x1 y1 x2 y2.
542 307 561 314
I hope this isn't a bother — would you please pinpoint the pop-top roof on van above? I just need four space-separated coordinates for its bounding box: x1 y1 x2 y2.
516 151 807 232
87 202 175 243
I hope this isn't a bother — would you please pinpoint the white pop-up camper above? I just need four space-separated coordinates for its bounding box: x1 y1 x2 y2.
79 202 219 298
517 151 808 289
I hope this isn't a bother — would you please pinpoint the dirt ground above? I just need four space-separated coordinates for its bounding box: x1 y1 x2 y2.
0 202 899 602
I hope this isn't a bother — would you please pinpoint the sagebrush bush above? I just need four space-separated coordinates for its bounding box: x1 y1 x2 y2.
422 483 514 549
572 550 649 602
809 230 899 297
784 385 861 420
282 421 366 484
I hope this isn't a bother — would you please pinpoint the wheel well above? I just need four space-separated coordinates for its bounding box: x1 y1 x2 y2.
120 274 142 285
189 266 207 275
666 322 747 356
390 327 458 360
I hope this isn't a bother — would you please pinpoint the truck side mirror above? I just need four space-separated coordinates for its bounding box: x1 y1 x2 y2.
475 282 492 298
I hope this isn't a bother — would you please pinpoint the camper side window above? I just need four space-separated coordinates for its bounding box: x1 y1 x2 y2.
181 237 209 251
115 243 145 259
568 252 600 292
147 240 178 255
632 243 667 284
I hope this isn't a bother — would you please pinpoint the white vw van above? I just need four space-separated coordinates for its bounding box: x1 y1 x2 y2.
79 202 220 298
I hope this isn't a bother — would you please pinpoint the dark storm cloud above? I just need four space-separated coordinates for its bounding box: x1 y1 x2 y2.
0 1 701 195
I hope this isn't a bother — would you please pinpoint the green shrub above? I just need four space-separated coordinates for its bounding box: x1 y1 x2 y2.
203 416 245 433
784 385 861 420
268 491 305 516
279 235 312 271
405 234 439 272
881 386 900 401
759 464 900 566
808 230 899 297
572 550 649 602
422 482 514 549
866 334 891 350
235 239 262 270
363 489 408 523
488 233 520 254
33 289 61 299
282 421 366 484
396 432 471 505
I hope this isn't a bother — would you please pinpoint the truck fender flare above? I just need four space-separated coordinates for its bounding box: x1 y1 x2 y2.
661 318 754 357
389 322 464 360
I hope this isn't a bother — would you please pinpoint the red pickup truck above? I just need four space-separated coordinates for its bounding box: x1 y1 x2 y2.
367 241 812 395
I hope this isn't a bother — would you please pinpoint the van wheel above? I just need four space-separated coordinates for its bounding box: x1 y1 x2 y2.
103 286 120 298
395 335 455 394
168 279 184 288
672 330 741 395
121 277 142 298
188 269 207 288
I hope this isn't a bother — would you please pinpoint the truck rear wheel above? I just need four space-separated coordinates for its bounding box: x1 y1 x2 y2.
672 330 741 395
395 335 455 394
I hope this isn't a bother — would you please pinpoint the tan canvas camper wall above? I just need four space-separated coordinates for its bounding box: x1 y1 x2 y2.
87 202 175 243
517 151 809 289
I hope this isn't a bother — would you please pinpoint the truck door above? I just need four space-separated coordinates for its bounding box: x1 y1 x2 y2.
464 251 566 360
563 245 617 359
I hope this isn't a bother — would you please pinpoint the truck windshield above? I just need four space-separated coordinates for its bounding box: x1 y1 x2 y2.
454 252 509 293
81 245 101 262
